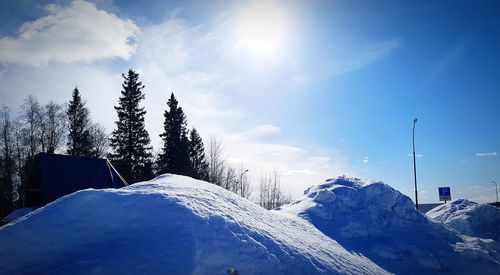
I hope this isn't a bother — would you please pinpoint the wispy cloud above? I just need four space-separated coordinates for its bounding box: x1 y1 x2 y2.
475 152 497 157
408 153 423 158
428 42 465 78
292 39 401 84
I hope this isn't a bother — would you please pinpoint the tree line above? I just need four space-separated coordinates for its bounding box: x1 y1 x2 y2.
0 69 289 217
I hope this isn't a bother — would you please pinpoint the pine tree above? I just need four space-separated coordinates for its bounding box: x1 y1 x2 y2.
188 127 208 180
109 70 153 183
157 93 190 175
66 87 93 156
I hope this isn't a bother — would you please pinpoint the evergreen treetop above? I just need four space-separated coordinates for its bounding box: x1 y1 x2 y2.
157 93 190 175
109 69 153 183
66 87 92 156
188 127 208 180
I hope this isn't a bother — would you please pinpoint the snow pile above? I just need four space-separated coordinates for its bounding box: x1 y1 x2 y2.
279 176 500 274
427 199 500 241
0 174 387 275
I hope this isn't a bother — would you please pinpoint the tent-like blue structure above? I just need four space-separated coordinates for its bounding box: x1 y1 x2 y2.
23 153 127 207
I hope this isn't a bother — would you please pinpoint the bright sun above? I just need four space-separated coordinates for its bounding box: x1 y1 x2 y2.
235 2 287 57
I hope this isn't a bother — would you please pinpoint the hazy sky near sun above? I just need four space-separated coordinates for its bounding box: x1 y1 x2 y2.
0 0 499 203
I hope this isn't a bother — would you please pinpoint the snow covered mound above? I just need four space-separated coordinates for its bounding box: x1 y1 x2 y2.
279 176 500 275
0 174 387 275
427 199 500 241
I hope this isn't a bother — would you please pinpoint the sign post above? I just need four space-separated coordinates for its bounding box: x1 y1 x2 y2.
438 187 451 203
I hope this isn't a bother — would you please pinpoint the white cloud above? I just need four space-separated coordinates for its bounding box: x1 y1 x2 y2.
0 0 138 66
475 152 497 157
408 153 423 158
360 157 369 163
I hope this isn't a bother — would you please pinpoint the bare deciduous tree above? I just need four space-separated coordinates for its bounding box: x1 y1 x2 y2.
259 167 291 210
207 136 225 186
90 123 109 158
21 96 43 158
206 137 253 199
44 101 66 153
222 166 237 192
236 166 253 199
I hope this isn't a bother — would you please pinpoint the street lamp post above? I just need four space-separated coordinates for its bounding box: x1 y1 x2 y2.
493 181 498 204
413 118 419 210
239 169 249 196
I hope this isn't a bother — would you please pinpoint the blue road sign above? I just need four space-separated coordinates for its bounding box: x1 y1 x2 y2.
438 187 451 201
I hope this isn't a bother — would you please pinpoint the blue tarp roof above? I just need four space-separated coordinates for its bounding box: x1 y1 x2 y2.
24 153 127 207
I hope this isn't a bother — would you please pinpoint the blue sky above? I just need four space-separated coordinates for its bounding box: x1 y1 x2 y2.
0 0 499 203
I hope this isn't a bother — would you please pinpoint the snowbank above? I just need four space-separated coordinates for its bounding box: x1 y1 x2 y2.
279 176 500 274
1 207 37 223
0 174 386 275
427 199 500 241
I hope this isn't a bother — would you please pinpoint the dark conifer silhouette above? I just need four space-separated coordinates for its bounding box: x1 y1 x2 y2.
66 87 93 156
157 93 191 175
188 127 208 180
109 70 153 183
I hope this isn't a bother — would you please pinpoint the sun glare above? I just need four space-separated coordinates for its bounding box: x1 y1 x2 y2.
235 2 287 57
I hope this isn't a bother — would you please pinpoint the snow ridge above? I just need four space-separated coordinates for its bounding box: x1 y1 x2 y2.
280 176 500 274
427 199 500 241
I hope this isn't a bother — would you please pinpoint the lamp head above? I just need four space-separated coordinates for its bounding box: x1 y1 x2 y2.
413 118 418 123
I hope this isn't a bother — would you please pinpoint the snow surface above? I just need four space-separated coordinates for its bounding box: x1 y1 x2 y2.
427 199 500 241
1 207 37 223
279 176 500 274
1 175 499 274
0 174 387 275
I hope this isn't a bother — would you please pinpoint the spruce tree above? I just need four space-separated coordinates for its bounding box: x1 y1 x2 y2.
157 93 190 175
66 87 93 156
188 127 208 180
109 70 153 183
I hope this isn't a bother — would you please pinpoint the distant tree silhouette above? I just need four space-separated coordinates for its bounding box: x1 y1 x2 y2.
188 127 208 180
21 96 43 158
157 93 190 175
89 123 109 158
0 107 16 216
109 70 153 183
207 137 225 186
66 87 93 156
43 101 66 153
259 167 290 210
